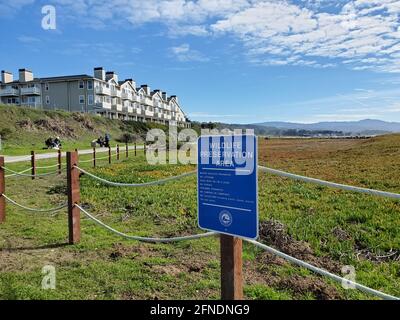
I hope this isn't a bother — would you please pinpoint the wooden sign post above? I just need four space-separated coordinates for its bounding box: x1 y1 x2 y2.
126 143 129 158
108 146 112 164
220 234 243 300
197 134 258 301
66 151 80 244
0 157 5 223
117 145 120 160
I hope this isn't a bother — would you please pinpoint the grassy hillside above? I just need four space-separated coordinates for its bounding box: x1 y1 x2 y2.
0 104 168 155
0 135 399 300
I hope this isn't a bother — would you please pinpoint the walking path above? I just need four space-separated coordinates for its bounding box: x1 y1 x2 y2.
2 145 144 164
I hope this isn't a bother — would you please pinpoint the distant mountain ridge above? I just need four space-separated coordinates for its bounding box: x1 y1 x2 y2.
253 119 400 134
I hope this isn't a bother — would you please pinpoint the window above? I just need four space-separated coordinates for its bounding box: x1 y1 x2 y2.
45 96 50 105
79 81 84 89
79 95 85 104
45 83 49 91
88 94 93 105
87 80 93 90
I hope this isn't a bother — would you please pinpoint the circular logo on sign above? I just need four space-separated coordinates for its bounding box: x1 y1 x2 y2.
219 210 233 227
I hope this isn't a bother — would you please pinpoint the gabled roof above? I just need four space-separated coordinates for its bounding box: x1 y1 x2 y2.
151 90 163 100
119 80 136 91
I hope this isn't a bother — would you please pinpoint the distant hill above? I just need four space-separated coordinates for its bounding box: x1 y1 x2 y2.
254 119 400 135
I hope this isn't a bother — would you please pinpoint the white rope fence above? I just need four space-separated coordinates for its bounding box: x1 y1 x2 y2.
259 166 400 200
2 160 399 300
75 203 399 300
5 167 33 178
73 165 400 199
75 166 197 187
35 163 60 170
1 167 60 177
247 239 399 301
2 194 68 213
76 204 217 243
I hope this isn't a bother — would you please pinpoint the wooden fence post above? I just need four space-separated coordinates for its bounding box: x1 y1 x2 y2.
58 149 62 175
117 145 120 160
31 151 36 180
66 151 80 244
220 234 243 300
108 146 112 164
0 157 5 223
126 143 129 158
93 147 96 168
134 143 137 156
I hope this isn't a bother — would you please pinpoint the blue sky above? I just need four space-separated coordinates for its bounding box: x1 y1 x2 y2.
1 0 400 124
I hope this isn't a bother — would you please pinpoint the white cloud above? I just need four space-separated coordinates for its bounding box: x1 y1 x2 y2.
17 35 41 43
7 0 400 72
169 43 209 62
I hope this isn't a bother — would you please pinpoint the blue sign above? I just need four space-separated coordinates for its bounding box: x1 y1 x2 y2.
197 134 258 239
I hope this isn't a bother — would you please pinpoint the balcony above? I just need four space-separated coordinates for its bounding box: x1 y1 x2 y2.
94 101 112 110
112 103 123 112
95 86 111 95
132 96 140 102
20 87 41 95
0 88 19 96
110 89 121 97
145 109 154 117
121 92 132 100
126 106 133 114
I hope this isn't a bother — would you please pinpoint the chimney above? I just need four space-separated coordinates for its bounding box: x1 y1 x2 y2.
141 85 151 95
171 95 179 103
106 71 118 83
1 70 13 84
162 92 168 100
94 67 105 81
19 69 33 82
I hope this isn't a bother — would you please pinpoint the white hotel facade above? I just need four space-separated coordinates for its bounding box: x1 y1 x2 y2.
0 67 190 128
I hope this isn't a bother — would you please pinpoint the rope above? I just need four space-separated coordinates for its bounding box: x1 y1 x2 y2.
95 155 112 161
76 204 217 243
79 158 95 163
2 194 68 213
74 166 196 187
4 167 33 178
258 166 400 200
35 163 60 169
247 240 399 300
1 166 60 177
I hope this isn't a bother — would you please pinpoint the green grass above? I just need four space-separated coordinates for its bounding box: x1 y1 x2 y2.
0 135 399 300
